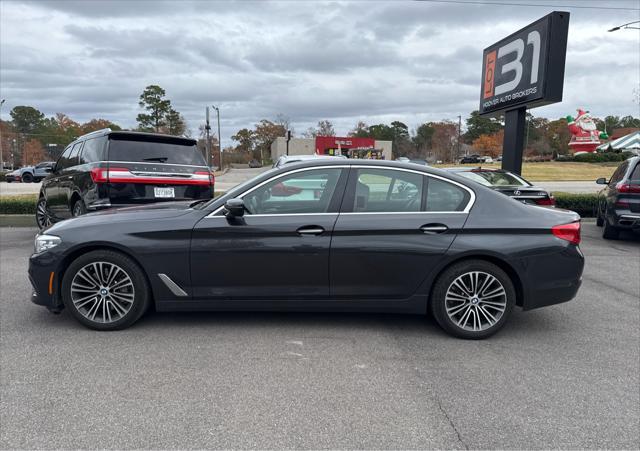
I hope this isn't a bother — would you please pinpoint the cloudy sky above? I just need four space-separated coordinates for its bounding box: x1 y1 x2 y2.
1 0 639 145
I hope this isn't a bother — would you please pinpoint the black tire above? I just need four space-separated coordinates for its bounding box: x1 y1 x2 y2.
602 220 619 240
35 197 52 230
61 250 151 331
72 198 87 217
22 172 33 183
430 260 515 339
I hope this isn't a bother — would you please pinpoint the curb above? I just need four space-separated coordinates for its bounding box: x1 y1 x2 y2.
0 214 36 227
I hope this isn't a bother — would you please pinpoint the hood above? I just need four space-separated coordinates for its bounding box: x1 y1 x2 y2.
45 201 195 235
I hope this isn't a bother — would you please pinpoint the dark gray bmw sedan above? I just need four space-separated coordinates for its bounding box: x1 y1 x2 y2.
29 159 584 339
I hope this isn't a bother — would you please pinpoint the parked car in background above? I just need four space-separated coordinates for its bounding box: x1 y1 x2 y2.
272 154 347 168
248 159 262 168
460 155 481 164
5 169 22 183
29 159 583 339
409 159 430 166
395 156 410 162
444 167 555 206
596 156 640 239
481 156 494 164
36 129 214 230
19 161 55 183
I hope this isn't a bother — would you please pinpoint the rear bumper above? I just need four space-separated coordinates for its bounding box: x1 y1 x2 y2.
521 245 585 311
615 214 640 229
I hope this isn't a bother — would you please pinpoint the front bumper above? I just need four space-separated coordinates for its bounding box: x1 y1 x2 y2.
28 251 63 310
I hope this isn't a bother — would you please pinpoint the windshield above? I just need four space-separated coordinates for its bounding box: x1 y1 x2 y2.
108 139 207 166
457 171 529 187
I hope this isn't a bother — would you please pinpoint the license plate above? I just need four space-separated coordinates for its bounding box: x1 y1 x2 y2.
154 187 175 198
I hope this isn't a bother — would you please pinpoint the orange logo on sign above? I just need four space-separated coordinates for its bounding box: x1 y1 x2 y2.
483 50 497 99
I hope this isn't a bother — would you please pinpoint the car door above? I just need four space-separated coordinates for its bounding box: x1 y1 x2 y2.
56 141 84 218
330 167 473 299
190 166 348 300
43 146 73 217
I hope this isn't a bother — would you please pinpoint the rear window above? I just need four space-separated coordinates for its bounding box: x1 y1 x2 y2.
107 138 207 166
458 171 528 187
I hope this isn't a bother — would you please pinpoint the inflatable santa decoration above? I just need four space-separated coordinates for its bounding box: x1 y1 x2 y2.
566 109 608 154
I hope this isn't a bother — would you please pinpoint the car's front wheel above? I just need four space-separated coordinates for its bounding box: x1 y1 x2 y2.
431 260 515 339
61 250 151 331
35 197 52 230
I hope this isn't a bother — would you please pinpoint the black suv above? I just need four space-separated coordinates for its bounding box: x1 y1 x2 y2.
36 129 214 230
596 156 640 239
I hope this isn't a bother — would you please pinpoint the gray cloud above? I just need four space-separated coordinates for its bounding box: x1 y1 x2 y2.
2 0 639 146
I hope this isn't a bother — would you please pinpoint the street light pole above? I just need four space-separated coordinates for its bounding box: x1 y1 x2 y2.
0 99 5 171
205 107 211 167
457 115 462 160
211 105 221 169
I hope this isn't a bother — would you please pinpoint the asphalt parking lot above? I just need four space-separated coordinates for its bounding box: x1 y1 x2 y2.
1 224 638 449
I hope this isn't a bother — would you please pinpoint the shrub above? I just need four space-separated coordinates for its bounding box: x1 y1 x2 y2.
554 192 598 217
0 195 38 214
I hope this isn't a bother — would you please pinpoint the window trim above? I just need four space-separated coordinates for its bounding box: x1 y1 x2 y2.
207 165 476 217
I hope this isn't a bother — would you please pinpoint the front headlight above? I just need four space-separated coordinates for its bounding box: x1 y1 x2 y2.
34 234 62 254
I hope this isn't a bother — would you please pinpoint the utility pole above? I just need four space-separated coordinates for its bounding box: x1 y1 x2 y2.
212 105 221 169
0 99 5 171
205 107 211 167
285 129 291 156
457 115 462 160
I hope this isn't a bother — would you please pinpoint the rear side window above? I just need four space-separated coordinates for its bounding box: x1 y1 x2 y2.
108 138 206 166
79 137 105 164
350 168 424 213
629 161 640 181
609 161 629 186
426 178 470 212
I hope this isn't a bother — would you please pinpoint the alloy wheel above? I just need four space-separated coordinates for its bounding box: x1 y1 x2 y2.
70 262 135 324
445 271 507 332
36 199 52 229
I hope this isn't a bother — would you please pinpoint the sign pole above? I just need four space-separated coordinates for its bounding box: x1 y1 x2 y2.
502 107 526 174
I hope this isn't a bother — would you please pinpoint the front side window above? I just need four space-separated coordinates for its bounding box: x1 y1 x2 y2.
426 178 470 212
243 168 342 215
350 168 423 213
56 146 74 171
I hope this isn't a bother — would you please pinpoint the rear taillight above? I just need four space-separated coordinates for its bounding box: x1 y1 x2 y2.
615 200 631 208
535 196 555 206
551 222 581 245
90 167 130 183
195 171 215 186
616 182 640 193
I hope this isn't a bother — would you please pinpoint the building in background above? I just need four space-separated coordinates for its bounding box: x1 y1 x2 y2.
271 136 392 161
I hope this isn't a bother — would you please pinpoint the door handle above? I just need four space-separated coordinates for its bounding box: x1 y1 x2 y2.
420 224 448 234
297 226 325 236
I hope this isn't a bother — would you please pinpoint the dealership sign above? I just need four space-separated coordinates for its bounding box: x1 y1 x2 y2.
480 11 570 115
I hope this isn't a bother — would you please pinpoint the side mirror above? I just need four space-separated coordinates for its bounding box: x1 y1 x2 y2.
596 177 607 185
224 198 245 217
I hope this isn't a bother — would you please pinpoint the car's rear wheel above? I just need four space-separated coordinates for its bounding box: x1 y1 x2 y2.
61 250 150 331
22 172 33 183
431 260 515 339
72 199 87 217
602 220 619 240
35 197 52 230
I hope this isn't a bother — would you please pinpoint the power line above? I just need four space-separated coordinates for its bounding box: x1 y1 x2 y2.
417 0 640 11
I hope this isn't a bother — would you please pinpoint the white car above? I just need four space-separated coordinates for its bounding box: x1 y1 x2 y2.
273 154 347 168
481 156 494 164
